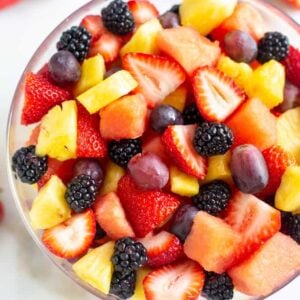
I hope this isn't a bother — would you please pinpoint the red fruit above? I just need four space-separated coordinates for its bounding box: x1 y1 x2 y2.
224 192 281 263
77 104 107 158
94 192 135 240
283 0 300 7
122 53 186 108
0 0 19 9
25 124 41 146
21 72 71 125
161 125 207 179
128 0 159 25
88 32 123 63
143 260 205 300
192 67 246 122
80 15 105 42
0 201 4 223
228 233 300 297
184 211 242 274
99 94 147 140
282 45 300 89
117 175 180 237
258 146 295 198
138 231 183 268
42 209 96 259
37 158 75 189
157 26 221 76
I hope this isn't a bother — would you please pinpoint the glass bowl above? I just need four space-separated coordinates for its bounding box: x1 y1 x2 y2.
6 0 300 299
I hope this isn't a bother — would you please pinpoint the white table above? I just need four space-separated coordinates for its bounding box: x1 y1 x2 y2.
0 0 299 299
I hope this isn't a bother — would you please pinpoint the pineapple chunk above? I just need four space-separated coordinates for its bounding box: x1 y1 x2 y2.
74 54 105 96
77 70 138 114
29 175 71 229
277 107 300 164
248 60 285 109
99 161 125 196
73 241 114 294
121 18 162 56
275 166 300 212
180 0 238 36
132 268 152 300
170 166 199 197
36 100 77 161
203 152 232 184
162 85 187 112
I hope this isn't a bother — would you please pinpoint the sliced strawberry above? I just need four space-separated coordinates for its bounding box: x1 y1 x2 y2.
117 175 180 238
224 192 281 264
88 32 123 63
77 104 107 158
161 125 207 179
282 45 300 89
128 0 159 25
122 53 186 108
0 0 19 9
80 15 105 42
143 260 205 300
21 72 71 125
192 67 246 122
138 231 183 268
42 209 96 259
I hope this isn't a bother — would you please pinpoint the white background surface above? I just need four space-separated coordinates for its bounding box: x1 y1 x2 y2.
0 0 299 299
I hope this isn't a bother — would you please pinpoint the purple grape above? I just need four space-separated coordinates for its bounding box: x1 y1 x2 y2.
74 158 103 186
128 152 169 190
150 105 183 134
224 30 258 63
170 204 198 242
49 50 81 84
276 81 300 113
159 12 180 29
230 144 269 194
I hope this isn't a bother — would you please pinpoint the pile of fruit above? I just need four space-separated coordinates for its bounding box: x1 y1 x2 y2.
11 0 300 299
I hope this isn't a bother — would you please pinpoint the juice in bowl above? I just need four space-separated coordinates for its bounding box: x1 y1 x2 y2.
6 0 300 299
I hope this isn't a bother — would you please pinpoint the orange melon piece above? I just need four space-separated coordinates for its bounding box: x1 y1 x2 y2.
100 94 147 140
229 233 300 297
184 211 241 274
157 26 221 76
226 98 277 151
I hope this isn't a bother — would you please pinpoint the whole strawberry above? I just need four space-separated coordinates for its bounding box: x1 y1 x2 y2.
282 46 300 89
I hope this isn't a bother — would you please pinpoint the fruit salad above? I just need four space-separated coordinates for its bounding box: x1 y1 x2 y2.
10 0 300 299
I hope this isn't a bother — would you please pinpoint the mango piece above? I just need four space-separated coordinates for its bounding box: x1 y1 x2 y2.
162 85 187 112
77 70 138 114
170 166 199 197
132 268 152 300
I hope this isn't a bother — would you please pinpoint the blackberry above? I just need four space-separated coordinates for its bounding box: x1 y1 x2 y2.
203 272 234 300
101 0 135 35
65 175 98 213
192 181 231 216
257 32 289 64
110 271 136 299
57 26 91 62
111 237 147 276
281 212 300 244
193 122 233 156
182 103 203 125
109 138 142 168
12 145 48 184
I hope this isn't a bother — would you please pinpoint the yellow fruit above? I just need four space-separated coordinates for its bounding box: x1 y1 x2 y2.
162 85 187 112
74 54 106 96
170 166 199 197
180 0 238 36
29 175 71 229
248 60 285 109
275 166 300 212
132 268 151 300
36 100 77 161
73 241 114 294
99 161 125 196
217 55 253 91
203 152 232 184
77 70 138 114
277 107 300 164
121 19 162 56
